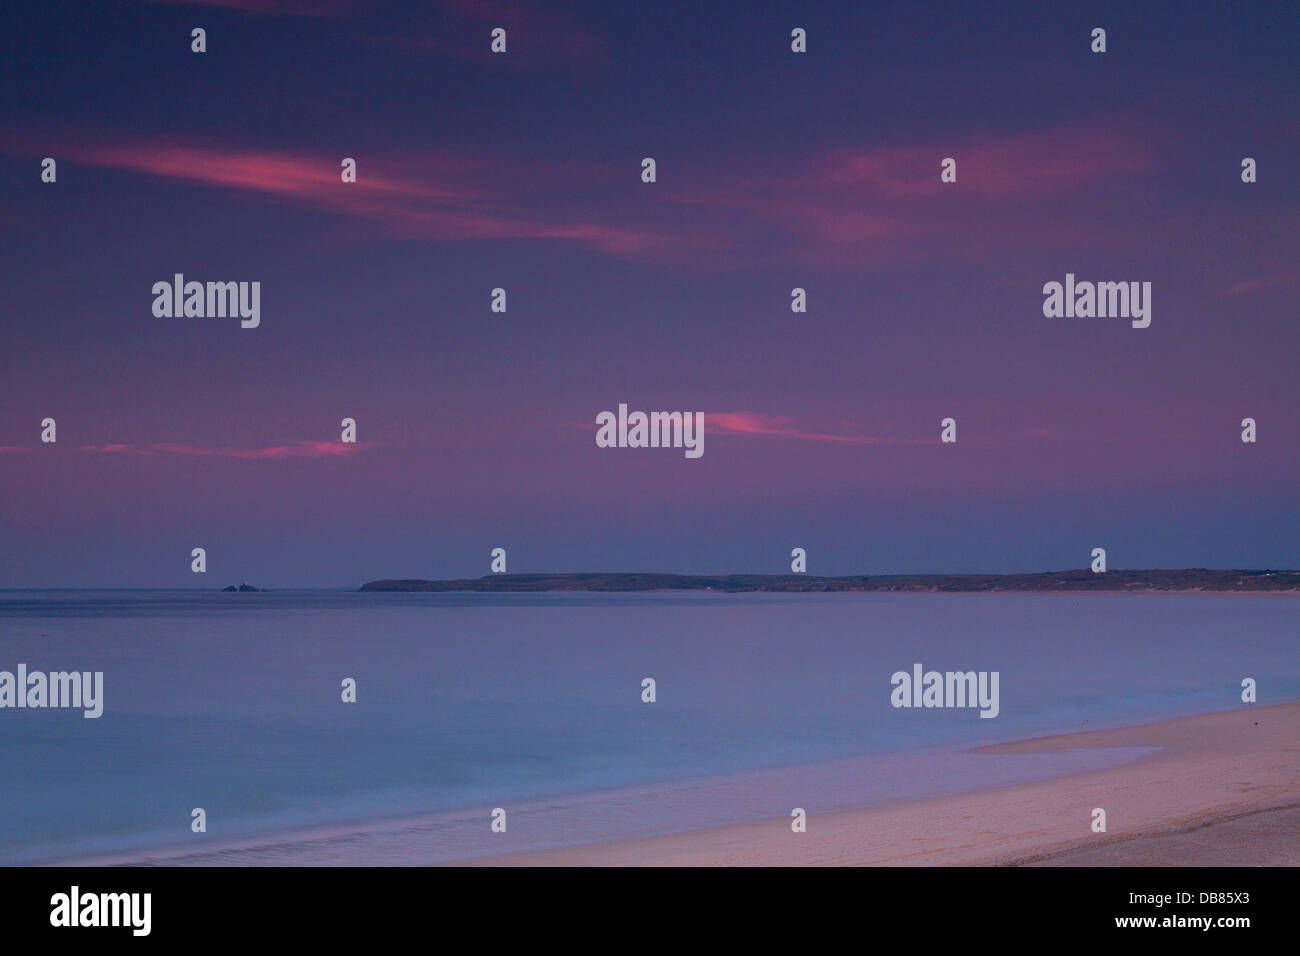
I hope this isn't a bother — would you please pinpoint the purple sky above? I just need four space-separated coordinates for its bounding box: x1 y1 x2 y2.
1 0 1297 586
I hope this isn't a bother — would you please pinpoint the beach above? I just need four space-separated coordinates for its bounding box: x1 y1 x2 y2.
53 702 1298 867
454 703 1298 866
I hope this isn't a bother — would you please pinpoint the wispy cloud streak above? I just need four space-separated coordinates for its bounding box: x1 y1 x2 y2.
83 441 366 459
366 0 607 68
670 114 1159 264
2 133 696 259
142 0 359 17
1219 274 1298 296
707 413 927 446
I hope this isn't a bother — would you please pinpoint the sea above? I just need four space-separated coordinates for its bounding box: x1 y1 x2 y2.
0 589 1295 864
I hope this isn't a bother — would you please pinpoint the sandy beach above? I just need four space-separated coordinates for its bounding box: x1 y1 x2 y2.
452 702 1299 866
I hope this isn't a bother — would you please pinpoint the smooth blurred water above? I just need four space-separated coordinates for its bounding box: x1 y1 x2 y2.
0 589 1295 863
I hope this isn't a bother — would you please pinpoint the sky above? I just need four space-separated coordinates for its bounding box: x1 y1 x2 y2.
1 0 1297 587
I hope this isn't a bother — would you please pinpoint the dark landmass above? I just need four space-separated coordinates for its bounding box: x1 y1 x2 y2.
222 584 263 592
360 569 1300 593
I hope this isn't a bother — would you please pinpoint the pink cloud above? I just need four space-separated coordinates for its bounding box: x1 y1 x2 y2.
366 1 606 69
145 0 608 61
1219 274 1299 297
707 413 925 446
83 441 366 459
3 133 699 261
142 0 359 17
669 113 1159 264
1020 426 1065 440
0 446 35 454
364 33 604 67
688 115 1154 207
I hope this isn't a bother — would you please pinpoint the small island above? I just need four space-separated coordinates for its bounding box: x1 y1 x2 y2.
360 569 1300 593
222 583 263 592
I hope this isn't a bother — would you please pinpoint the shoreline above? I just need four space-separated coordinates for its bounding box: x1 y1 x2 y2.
450 702 1299 866
39 702 1298 867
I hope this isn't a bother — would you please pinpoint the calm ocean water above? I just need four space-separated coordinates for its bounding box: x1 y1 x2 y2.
0 590 1295 864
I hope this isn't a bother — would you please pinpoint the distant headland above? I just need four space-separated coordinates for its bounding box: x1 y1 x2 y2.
360 570 1300 593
